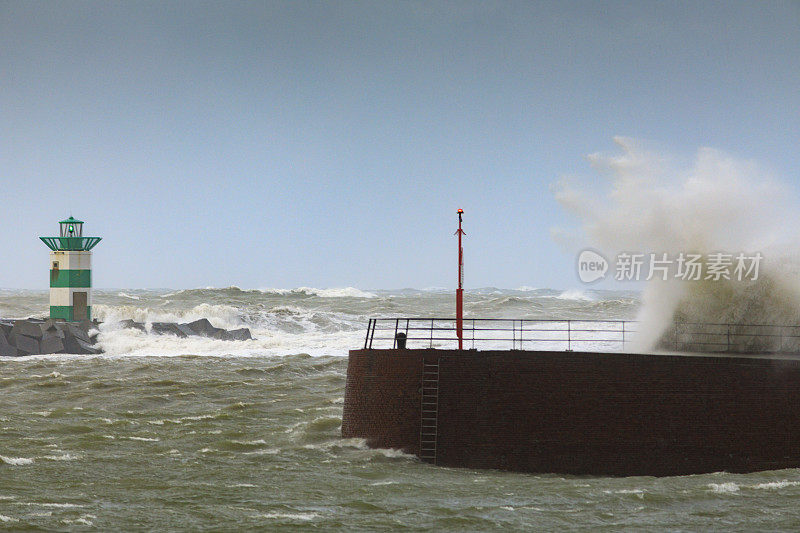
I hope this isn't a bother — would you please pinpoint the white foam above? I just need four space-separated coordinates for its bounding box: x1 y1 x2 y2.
259 287 376 298
61 515 95 526
708 482 739 493
604 488 644 495
0 455 33 465
94 303 244 330
181 414 217 421
41 453 79 461
36 503 84 508
752 480 800 490
91 317 364 358
254 512 317 521
243 448 280 456
160 291 183 298
117 292 141 300
556 289 594 301
148 419 182 426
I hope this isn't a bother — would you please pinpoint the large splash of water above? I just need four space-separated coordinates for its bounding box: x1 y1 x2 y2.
555 137 800 351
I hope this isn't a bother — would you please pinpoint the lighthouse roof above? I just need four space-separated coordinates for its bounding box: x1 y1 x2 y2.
59 216 84 224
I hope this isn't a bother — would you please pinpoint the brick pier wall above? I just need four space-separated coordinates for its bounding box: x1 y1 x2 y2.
342 349 800 476
341 349 426 455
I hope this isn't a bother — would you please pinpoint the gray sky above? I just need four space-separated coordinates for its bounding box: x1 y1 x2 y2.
2 1 798 290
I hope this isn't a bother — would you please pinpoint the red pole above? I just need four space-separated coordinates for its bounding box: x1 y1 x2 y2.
455 209 465 350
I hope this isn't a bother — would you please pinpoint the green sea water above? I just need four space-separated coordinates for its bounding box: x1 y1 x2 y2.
3 355 800 531
2 288 800 530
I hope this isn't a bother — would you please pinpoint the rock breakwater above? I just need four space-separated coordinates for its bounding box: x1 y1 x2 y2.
0 318 253 356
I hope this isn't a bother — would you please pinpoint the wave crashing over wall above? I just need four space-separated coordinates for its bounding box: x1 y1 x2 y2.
555 137 800 351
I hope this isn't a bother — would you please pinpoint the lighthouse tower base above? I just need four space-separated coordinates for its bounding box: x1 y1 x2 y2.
49 251 92 322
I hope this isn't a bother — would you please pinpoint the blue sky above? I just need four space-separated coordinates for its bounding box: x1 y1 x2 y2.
2 1 798 290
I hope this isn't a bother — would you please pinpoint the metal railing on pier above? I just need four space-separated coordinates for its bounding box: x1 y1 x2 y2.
669 322 800 354
363 318 636 352
362 318 800 354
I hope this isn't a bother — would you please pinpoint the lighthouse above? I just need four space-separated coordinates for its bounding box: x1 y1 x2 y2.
39 217 102 322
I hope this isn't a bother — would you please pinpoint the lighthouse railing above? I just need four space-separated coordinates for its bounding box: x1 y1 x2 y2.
362 318 800 354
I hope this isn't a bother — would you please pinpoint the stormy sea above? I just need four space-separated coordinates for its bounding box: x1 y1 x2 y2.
3 287 800 531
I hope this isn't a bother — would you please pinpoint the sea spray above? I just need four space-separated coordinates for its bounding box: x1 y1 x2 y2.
555 137 800 350
93 303 245 331
1 288 639 357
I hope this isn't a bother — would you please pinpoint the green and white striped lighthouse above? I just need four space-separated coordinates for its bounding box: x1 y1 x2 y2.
39 217 102 322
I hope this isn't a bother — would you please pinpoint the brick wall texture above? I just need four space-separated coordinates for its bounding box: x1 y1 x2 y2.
342 349 800 476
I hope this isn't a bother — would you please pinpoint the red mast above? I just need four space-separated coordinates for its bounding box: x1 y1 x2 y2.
456 209 465 349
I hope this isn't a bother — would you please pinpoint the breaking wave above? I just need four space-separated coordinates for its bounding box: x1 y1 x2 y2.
117 292 141 300
94 303 245 331
555 137 800 350
258 287 378 298
556 289 595 301
2 285 639 357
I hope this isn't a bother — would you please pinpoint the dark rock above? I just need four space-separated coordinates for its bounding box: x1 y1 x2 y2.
0 331 19 356
0 342 19 357
11 320 43 339
63 335 101 355
0 318 102 356
119 319 146 332
42 320 66 339
1 316 250 352
184 318 218 337
210 327 230 340
185 319 229 339
15 334 40 355
211 330 229 340
152 318 251 341
151 322 188 338
40 333 65 354
66 323 91 343
77 339 101 355
176 324 196 337
62 335 81 354
179 319 251 341
41 319 59 333
226 328 253 341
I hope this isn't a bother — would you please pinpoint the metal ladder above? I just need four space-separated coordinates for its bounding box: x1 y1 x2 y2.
419 359 440 464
